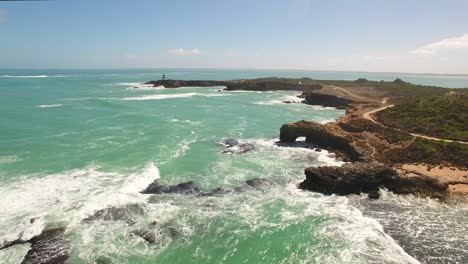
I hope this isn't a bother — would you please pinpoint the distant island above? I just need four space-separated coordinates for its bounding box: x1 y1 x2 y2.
146 77 468 201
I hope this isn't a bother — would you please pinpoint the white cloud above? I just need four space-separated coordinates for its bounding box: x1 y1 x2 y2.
412 33 468 56
167 48 201 56
0 9 7 24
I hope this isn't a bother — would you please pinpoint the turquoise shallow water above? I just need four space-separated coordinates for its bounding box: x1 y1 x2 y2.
0 69 467 264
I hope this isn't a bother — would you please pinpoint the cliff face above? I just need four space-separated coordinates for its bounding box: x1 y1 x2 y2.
302 92 354 109
299 162 448 198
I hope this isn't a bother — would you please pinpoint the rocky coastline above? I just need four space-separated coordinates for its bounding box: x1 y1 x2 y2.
145 77 468 201
146 78 323 92
278 90 467 201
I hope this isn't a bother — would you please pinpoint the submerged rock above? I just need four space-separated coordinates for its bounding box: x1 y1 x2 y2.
82 204 146 224
245 178 271 188
221 138 256 154
368 191 381 199
131 228 157 244
95 256 113 264
221 138 239 147
141 181 200 195
21 228 70 264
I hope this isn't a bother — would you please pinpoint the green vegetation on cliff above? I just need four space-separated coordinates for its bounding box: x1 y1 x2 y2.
376 94 468 142
389 138 468 168
234 77 466 103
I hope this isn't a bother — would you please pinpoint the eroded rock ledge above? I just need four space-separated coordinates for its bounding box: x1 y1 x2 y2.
279 118 465 200
298 162 448 199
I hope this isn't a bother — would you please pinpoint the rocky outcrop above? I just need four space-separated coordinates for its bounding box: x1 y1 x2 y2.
0 227 70 264
220 138 255 154
279 120 362 161
299 162 396 195
141 181 200 195
299 162 449 198
21 228 70 264
302 93 354 109
145 78 323 92
146 80 227 88
83 204 146 224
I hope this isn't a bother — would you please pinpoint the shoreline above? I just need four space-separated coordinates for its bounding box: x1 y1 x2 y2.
147 78 468 201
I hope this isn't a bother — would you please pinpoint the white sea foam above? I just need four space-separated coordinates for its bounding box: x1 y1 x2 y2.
169 118 202 125
0 162 160 250
122 92 230 101
0 75 73 78
200 93 231 97
0 155 19 164
242 138 345 167
171 139 196 159
112 82 164 90
36 104 63 108
1 75 49 78
254 95 303 105
121 93 198 101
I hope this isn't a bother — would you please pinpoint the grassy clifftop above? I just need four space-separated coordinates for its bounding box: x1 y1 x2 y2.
376 94 468 142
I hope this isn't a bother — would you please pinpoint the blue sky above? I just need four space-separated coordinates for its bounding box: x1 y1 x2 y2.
0 0 468 73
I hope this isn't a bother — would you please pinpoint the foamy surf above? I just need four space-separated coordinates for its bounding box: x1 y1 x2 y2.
122 93 198 101
1 75 49 78
0 162 160 248
36 104 63 108
0 75 73 78
112 82 164 90
121 92 231 101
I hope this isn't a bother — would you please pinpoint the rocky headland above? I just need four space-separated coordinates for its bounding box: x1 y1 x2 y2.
146 78 323 92
279 81 468 202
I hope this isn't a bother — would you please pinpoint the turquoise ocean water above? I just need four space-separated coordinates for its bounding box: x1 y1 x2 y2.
0 69 467 263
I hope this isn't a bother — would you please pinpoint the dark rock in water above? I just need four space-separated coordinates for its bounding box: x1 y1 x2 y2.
299 162 395 195
21 228 70 264
280 120 362 161
238 143 255 153
141 181 200 195
314 148 322 152
222 143 255 155
221 138 239 147
283 100 292 104
368 191 380 199
82 204 145 224
299 162 449 198
131 228 156 244
198 187 234 196
95 256 113 264
245 178 271 188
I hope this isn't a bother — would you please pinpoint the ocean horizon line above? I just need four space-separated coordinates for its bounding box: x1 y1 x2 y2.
1 67 468 77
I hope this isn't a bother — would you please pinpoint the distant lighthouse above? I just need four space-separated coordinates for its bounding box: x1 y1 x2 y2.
162 74 166 80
